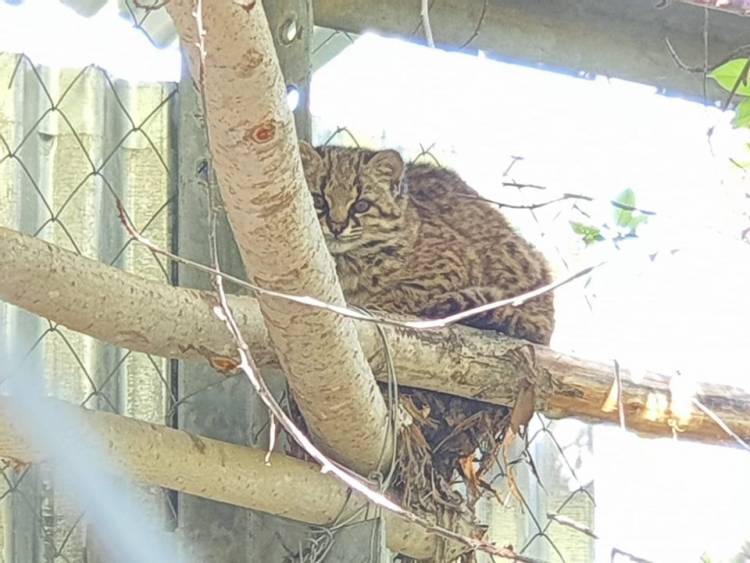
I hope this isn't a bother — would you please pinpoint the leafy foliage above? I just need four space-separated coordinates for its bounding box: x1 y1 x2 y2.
569 222 604 245
613 188 648 232
733 97 750 129
709 58 750 129
710 59 750 97
569 188 648 245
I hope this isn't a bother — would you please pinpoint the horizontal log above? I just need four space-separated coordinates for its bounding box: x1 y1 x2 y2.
0 397 468 560
1 225 749 448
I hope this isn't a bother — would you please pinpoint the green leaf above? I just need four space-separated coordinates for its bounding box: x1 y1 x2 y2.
570 222 604 245
613 188 636 227
709 59 750 97
612 188 648 230
732 97 750 129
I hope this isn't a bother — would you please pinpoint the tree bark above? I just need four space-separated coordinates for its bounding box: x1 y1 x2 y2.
162 1 390 475
0 397 468 561
3 225 749 449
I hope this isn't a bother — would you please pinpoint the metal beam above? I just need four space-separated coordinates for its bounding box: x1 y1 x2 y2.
266 0 314 141
313 0 750 102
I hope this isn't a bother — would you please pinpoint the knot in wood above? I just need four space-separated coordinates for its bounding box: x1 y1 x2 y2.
247 119 279 144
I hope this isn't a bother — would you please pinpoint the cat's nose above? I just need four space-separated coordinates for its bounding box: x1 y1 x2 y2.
327 220 347 237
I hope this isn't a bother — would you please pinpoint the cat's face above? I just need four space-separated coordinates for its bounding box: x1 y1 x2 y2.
299 142 408 255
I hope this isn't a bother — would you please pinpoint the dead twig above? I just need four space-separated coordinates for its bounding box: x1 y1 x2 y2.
420 0 436 48
664 37 750 74
499 182 658 217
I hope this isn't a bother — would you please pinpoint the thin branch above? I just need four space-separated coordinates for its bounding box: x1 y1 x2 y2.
456 193 573 211
665 37 750 74
420 0 436 48
458 0 488 49
500 179 750 247
407 262 602 329
499 182 658 217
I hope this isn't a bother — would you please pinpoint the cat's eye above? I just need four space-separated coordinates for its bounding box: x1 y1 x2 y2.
311 193 327 211
352 199 372 214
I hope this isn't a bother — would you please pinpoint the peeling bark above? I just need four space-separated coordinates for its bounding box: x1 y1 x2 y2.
3 226 749 449
162 1 390 474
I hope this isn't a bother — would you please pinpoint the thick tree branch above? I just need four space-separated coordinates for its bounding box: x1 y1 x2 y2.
2 226 749 449
162 1 390 474
0 397 467 561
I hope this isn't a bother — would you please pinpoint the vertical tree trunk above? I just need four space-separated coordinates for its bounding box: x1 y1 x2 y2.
172 3 385 561
164 0 392 475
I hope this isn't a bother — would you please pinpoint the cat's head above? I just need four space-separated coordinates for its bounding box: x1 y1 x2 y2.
299 142 408 255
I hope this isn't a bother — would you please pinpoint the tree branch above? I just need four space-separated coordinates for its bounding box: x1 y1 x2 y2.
162 1 391 474
3 226 749 449
0 397 467 561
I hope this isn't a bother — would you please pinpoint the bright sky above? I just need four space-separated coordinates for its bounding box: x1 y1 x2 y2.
0 0 180 82
2 2 749 562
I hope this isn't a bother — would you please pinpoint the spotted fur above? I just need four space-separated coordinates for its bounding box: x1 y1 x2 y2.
299 142 554 345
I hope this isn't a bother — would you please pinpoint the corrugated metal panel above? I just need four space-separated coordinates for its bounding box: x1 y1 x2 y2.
0 51 176 562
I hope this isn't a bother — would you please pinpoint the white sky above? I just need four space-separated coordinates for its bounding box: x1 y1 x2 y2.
0 0 180 82
2 2 750 562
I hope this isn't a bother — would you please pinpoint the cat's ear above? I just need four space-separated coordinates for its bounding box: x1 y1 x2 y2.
367 150 405 196
298 141 322 168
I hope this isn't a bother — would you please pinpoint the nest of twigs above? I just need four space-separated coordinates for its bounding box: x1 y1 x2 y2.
393 387 511 515
286 384 512 527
